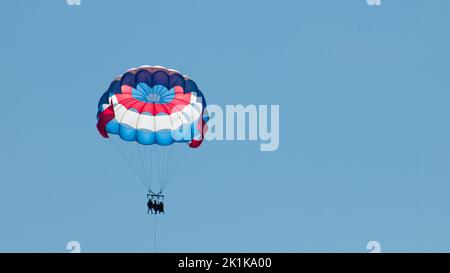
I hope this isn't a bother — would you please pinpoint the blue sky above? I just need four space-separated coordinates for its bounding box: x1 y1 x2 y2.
1 0 450 252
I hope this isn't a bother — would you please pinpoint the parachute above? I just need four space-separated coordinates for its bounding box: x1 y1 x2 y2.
96 65 208 198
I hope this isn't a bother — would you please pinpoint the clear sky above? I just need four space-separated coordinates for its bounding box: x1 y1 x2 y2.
1 0 450 252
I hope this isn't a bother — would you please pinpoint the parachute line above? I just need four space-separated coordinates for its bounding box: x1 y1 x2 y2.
110 134 190 194
153 214 157 252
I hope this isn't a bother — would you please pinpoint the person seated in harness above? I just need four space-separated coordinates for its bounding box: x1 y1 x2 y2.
147 198 154 214
157 200 165 214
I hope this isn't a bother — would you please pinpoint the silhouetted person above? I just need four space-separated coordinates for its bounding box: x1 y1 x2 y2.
159 201 165 214
147 199 154 214
153 201 162 214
